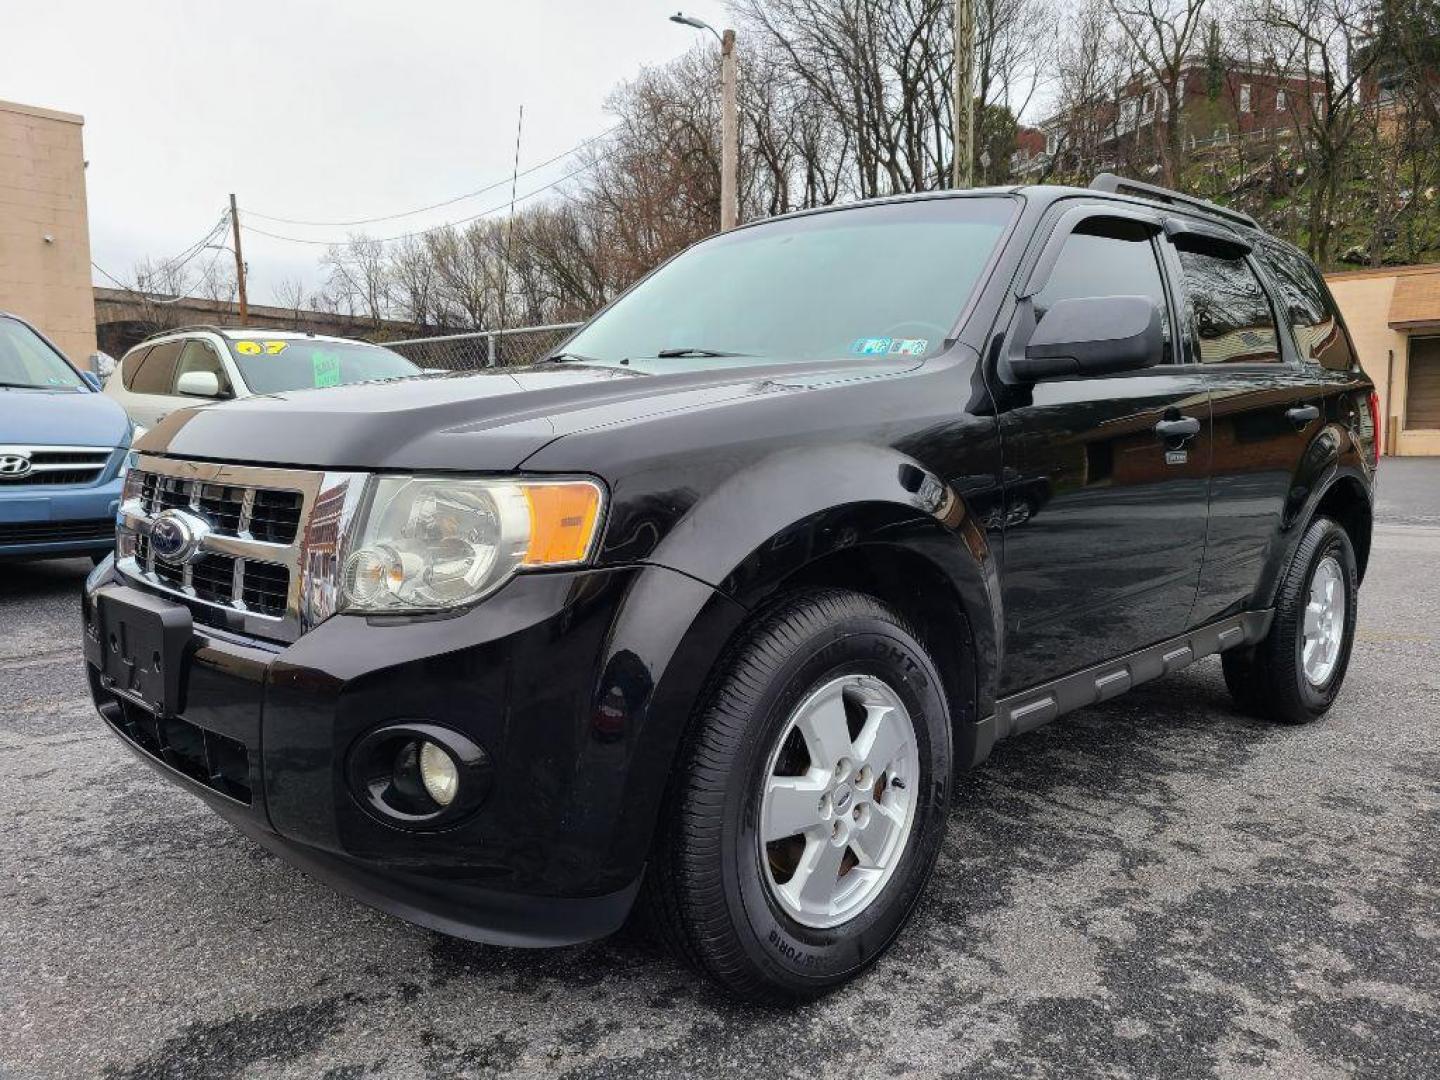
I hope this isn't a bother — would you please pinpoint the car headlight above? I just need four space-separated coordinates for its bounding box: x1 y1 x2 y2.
338 476 604 614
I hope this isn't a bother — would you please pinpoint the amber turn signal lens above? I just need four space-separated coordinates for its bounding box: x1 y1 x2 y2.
522 482 603 565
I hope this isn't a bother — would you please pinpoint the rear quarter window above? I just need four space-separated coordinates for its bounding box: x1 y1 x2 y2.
1258 241 1358 371
120 346 151 390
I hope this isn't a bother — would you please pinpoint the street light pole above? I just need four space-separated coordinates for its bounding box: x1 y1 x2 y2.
670 12 739 231
952 0 975 189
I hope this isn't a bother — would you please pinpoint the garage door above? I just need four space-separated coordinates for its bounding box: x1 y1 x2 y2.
1408 337 1440 430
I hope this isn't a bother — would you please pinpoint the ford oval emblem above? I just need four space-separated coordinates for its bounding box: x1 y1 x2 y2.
149 509 206 563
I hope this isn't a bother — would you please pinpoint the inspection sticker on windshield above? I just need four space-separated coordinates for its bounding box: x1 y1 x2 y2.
851 337 928 356
851 337 893 355
312 351 341 388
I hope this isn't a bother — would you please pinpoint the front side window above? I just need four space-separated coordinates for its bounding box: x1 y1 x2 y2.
1175 248 1282 364
0 317 85 390
173 339 233 395
562 197 1017 368
1033 218 1173 361
1258 241 1356 371
225 338 418 395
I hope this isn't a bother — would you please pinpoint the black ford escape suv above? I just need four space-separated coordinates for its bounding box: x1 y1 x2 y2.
83 175 1376 1002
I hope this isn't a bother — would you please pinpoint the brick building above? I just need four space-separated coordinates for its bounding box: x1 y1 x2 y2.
1015 59 1326 174
0 99 96 366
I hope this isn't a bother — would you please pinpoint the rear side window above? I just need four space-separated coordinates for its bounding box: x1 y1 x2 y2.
129 340 184 394
120 346 151 390
1175 248 1282 364
1259 242 1357 371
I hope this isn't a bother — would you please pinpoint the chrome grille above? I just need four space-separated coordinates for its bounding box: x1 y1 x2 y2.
0 444 114 487
117 455 368 643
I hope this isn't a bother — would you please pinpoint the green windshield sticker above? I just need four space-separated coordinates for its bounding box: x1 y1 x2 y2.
312 351 342 388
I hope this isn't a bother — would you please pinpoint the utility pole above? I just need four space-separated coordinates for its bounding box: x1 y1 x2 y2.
952 0 975 189
720 28 739 231
229 193 249 326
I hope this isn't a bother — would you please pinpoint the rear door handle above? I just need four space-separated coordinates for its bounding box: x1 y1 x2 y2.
1154 416 1201 439
1286 405 1320 425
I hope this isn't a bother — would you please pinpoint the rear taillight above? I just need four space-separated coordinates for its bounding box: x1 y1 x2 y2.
1366 390 1382 465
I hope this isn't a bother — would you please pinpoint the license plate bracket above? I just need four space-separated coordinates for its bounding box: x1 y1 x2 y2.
90 585 193 716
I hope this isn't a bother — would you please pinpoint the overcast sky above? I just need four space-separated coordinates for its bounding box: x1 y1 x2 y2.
4 0 731 306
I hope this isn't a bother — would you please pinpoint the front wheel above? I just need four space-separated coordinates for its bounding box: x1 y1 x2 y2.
1222 515 1358 724
644 588 953 1002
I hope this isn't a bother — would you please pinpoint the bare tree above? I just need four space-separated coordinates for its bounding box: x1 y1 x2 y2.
1108 0 1211 184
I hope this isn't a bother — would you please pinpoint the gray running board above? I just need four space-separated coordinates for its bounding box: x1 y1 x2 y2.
962 610 1273 766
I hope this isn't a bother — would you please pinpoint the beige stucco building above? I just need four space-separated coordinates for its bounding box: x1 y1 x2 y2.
0 99 97 366
1328 264 1440 457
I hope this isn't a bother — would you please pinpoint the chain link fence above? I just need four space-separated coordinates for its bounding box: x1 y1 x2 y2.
384 322 583 371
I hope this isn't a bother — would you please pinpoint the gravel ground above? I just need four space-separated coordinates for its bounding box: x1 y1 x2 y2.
1 462 1437 1079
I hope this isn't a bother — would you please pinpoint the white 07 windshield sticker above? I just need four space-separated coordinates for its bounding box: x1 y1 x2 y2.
851 337 928 356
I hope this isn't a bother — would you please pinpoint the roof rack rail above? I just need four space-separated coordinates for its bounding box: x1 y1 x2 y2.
1089 172 1259 230
136 324 234 345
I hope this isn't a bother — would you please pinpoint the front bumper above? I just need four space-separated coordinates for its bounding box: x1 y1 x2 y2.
82 558 706 947
1 472 122 557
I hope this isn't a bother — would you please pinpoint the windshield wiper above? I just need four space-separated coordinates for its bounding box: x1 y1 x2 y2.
652 347 748 359
544 351 606 365
0 381 53 390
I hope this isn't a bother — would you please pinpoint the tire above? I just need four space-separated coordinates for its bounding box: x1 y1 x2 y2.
1221 516 1358 725
643 588 953 1002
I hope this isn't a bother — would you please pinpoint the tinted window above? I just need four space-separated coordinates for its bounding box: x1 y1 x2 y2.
120 346 151 390
226 338 418 394
1259 242 1356 371
130 340 183 394
1034 219 1173 361
173 339 232 395
0 317 85 389
1176 248 1281 364
564 197 1017 367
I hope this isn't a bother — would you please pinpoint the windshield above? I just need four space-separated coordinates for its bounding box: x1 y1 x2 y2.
225 337 419 394
0 317 85 390
562 196 1015 367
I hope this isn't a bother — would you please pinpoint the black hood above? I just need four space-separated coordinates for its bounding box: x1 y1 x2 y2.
139 358 916 473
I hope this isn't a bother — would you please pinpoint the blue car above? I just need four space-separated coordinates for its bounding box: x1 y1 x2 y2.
1 312 131 562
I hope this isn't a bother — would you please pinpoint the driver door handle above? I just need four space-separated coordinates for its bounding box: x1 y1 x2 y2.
1154 416 1201 439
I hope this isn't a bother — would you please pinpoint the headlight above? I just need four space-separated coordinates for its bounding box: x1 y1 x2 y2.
338 476 604 613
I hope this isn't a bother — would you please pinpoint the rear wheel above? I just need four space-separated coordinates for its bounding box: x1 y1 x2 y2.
644 588 952 1002
1222 516 1358 724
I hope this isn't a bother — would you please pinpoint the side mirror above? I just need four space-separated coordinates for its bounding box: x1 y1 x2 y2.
81 371 102 391
1014 295 1163 381
175 370 224 398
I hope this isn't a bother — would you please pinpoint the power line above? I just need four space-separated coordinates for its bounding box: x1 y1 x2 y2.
242 125 621 228
91 260 195 305
148 213 230 276
239 158 602 248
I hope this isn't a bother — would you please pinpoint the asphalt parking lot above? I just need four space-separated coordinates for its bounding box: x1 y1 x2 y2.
2 460 1437 1080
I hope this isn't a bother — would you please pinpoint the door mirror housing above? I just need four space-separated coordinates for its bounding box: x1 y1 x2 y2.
1014 295 1164 381
175 370 225 398
81 371 102 391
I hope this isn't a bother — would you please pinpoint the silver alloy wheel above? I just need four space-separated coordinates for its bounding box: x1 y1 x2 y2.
1302 554 1346 687
758 674 920 929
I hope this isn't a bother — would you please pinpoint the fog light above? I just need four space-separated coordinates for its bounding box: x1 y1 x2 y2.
418 741 459 806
